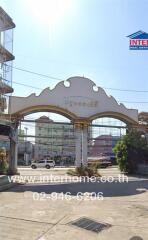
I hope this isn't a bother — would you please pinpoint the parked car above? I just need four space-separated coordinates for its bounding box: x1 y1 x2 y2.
31 159 55 169
88 156 112 168
99 161 112 168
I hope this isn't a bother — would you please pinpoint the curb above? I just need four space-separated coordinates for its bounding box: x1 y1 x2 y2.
0 182 18 192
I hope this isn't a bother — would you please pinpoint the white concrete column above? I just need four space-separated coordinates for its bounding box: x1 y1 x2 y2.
9 126 18 174
74 122 89 167
82 125 88 166
75 123 82 167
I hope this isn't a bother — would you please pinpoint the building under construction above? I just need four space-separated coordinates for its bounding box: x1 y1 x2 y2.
0 7 15 136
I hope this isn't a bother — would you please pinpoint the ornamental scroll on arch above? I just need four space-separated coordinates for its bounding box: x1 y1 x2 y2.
9 76 138 124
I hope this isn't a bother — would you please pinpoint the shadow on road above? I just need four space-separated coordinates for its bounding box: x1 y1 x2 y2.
6 180 148 198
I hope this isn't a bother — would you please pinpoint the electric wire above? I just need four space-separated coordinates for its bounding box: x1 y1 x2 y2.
7 63 148 103
12 65 148 93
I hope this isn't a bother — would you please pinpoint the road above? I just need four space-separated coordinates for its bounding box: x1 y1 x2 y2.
0 167 148 240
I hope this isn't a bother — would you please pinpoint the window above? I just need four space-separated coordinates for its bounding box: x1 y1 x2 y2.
38 160 44 163
47 160 53 163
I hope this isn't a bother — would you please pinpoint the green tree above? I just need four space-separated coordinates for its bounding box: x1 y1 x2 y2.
0 148 8 174
113 130 148 174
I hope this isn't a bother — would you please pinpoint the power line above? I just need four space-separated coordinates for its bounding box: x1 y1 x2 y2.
13 66 63 81
13 81 42 90
11 65 148 93
4 65 147 104
21 121 127 129
119 100 148 104
103 87 148 93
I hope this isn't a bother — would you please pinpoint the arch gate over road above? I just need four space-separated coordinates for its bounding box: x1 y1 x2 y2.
9 77 139 173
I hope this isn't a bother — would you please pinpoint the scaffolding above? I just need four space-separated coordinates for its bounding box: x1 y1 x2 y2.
0 7 15 121
17 117 76 165
88 117 127 158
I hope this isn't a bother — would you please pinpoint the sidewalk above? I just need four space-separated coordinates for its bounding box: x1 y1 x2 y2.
0 180 148 240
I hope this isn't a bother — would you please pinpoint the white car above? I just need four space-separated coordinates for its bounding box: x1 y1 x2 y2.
31 159 55 169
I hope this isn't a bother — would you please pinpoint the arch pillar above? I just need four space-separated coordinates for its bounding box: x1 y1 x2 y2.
74 119 90 167
8 121 19 175
82 123 89 166
74 123 82 167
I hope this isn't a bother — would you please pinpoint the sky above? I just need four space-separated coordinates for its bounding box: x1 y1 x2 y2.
1 0 148 116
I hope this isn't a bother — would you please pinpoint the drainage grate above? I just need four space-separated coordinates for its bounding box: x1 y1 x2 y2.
69 217 111 233
129 237 143 240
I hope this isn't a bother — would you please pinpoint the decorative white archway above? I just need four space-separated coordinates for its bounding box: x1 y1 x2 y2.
9 77 139 173
9 76 138 123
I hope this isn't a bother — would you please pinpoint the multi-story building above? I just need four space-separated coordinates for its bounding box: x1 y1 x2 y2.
0 8 15 128
90 135 120 157
34 116 75 164
0 7 15 153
